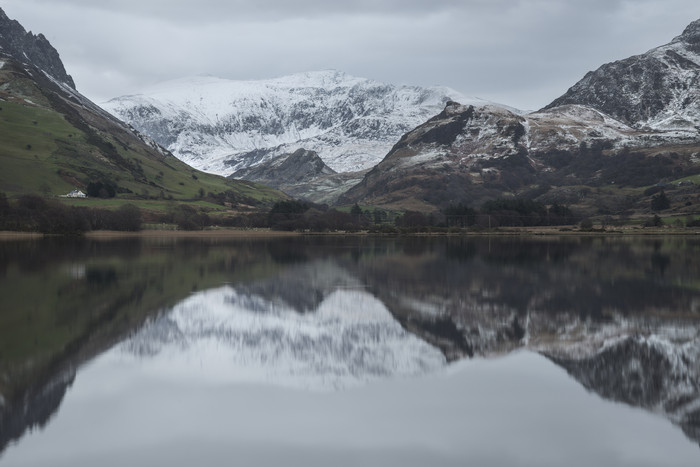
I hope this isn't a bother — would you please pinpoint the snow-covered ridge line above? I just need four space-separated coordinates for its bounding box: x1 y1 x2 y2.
101 70 498 175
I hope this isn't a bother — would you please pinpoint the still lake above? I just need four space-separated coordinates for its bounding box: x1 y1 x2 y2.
1 234 700 466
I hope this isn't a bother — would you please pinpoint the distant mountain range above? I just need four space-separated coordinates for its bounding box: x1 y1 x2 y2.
103 19 700 211
102 71 482 175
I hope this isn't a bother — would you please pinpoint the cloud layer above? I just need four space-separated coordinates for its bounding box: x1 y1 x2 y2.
4 0 700 109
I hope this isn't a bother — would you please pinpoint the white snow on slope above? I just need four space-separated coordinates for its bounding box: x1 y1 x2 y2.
101 70 492 175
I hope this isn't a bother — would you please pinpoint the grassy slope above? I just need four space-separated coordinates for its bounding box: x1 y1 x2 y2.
0 59 285 210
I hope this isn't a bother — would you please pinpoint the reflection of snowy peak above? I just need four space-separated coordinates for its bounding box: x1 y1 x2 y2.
119 286 445 391
101 70 478 175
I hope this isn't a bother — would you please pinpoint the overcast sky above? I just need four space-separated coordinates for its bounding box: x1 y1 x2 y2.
3 0 700 110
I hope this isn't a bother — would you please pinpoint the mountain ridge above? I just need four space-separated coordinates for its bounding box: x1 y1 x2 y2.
339 99 700 212
101 71 490 175
339 18 700 213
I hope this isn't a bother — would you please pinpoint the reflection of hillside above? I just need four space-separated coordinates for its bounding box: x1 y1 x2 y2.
0 369 75 455
3 236 700 453
0 237 288 453
351 237 700 358
341 236 700 445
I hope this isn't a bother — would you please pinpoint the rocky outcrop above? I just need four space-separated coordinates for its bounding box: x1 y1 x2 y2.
0 7 75 89
232 148 365 204
233 148 335 188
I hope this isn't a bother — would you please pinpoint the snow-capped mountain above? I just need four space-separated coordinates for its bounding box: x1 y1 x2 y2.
546 18 700 131
101 70 482 175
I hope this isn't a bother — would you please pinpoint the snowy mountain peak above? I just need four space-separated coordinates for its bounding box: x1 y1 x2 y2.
268 69 363 88
102 71 489 175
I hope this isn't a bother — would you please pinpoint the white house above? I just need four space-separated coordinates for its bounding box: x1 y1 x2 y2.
61 189 87 198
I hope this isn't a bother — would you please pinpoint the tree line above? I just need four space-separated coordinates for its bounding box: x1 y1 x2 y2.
265 198 580 232
0 192 584 235
0 193 141 234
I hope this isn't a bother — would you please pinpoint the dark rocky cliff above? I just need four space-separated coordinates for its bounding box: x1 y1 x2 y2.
0 7 75 89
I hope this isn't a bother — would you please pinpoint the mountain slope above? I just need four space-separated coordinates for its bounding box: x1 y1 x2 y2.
546 18 700 131
232 148 365 204
0 9 284 207
102 71 481 175
339 101 700 212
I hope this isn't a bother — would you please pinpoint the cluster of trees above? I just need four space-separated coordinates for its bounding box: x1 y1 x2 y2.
267 200 365 232
86 180 117 198
0 193 141 234
0 191 620 235
160 204 212 230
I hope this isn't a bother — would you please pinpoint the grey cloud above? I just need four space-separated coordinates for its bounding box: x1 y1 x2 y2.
3 0 700 110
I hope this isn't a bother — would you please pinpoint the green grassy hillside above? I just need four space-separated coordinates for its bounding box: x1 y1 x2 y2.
0 57 285 210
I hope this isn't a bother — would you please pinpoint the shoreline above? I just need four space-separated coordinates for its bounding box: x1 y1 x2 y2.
84 229 301 239
0 229 301 241
0 226 698 240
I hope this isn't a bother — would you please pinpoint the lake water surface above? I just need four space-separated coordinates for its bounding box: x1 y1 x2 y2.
1 235 700 466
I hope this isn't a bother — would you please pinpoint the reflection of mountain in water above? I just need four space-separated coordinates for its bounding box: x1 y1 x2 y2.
0 369 75 456
341 237 700 445
3 236 700 453
546 333 700 446
119 284 446 391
